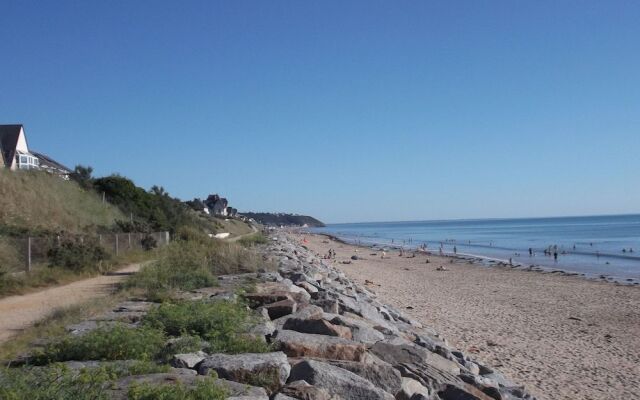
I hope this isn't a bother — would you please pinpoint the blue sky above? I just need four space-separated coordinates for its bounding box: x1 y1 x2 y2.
1 1 638 223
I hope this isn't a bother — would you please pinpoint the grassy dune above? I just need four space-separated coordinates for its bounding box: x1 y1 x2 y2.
0 170 124 235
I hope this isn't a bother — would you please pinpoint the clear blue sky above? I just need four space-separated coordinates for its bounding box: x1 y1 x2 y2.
1 1 638 223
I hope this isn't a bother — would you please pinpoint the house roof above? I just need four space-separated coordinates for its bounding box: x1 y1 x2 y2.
0 124 23 168
31 151 72 173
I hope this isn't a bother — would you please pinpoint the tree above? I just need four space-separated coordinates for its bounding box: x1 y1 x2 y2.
70 165 94 189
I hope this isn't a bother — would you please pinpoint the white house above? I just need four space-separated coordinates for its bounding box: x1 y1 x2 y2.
0 124 71 178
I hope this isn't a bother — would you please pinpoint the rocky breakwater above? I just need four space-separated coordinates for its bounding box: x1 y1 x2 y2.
3 233 536 400
245 233 536 400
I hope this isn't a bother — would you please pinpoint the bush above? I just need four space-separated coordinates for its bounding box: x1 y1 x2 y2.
0 364 111 400
33 325 166 364
47 239 110 272
0 361 170 400
143 301 271 354
140 235 158 251
127 378 227 400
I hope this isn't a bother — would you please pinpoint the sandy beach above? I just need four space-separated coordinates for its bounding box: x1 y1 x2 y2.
293 232 640 400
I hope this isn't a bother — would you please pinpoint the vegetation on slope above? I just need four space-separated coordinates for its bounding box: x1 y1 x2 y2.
0 169 124 235
241 212 325 227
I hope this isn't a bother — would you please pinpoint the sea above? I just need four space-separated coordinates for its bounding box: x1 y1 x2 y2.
312 214 640 283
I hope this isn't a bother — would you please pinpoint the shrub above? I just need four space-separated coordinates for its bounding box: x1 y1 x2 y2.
0 361 170 400
47 238 110 272
127 378 227 400
0 364 112 400
143 301 271 354
140 235 158 251
33 325 166 364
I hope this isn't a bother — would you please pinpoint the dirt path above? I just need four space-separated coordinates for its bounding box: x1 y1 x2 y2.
228 224 259 242
0 263 142 344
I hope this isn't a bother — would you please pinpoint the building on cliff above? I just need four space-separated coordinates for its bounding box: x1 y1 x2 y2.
0 124 71 179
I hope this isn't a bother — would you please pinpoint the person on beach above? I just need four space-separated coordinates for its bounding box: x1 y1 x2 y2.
529 247 533 256
553 251 558 262
453 246 457 254
381 251 386 259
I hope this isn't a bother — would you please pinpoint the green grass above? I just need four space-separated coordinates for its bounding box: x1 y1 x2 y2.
126 238 268 300
0 361 171 400
32 325 167 364
127 378 227 400
237 232 269 247
143 301 271 354
0 169 124 235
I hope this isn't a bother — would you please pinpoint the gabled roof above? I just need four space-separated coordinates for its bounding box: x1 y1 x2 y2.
31 151 72 173
0 124 23 168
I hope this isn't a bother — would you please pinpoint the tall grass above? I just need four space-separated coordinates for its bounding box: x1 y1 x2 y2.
127 235 270 299
0 169 124 234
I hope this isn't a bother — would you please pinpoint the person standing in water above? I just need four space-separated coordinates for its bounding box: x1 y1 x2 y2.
453 246 457 254
529 248 533 256
553 250 558 262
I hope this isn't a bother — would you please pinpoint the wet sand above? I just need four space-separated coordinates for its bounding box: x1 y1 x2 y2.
294 232 640 400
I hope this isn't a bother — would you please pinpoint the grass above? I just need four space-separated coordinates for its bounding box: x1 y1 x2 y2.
0 169 124 235
0 361 172 400
143 300 271 354
126 237 269 300
127 378 227 400
32 325 167 364
237 232 269 248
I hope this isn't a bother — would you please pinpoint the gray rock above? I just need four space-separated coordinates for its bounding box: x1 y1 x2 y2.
273 394 298 400
171 351 207 369
283 318 352 339
265 299 298 319
198 352 290 393
273 330 367 362
288 359 394 400
370 342 460 375
397 377 430 400
326 360 402 395
329 314 385 344
280 380 333 400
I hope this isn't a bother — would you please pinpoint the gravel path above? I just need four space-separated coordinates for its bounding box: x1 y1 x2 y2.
0 263 141 344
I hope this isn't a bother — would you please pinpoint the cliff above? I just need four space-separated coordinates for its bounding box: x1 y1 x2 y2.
241 212 325 227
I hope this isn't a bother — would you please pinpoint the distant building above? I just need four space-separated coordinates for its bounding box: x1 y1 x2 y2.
0 124 71 179
204 194 229 216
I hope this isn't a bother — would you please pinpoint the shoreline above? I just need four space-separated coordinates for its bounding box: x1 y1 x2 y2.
293 231 640 400
310 231 640 286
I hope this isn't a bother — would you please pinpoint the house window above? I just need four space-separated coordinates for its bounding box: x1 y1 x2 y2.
16 154 40 170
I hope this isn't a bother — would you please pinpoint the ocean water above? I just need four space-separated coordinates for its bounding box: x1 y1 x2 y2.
312 214 640 283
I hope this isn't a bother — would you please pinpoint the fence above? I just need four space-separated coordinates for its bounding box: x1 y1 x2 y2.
1 231 170 273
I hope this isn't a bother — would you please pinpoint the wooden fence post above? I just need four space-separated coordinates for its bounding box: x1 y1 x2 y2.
26 237 32 272
115 234 119 256
128 233 132 249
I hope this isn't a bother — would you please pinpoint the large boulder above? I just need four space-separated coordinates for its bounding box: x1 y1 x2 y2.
171 351 207 369
264 299 298 320
326 360 402 395
288 359 394 400
273 330 367 361
198 352 290 394
280 380 334 400
397 377 430 400
328 314 385 344
370 342 460 375
283 318 352 339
